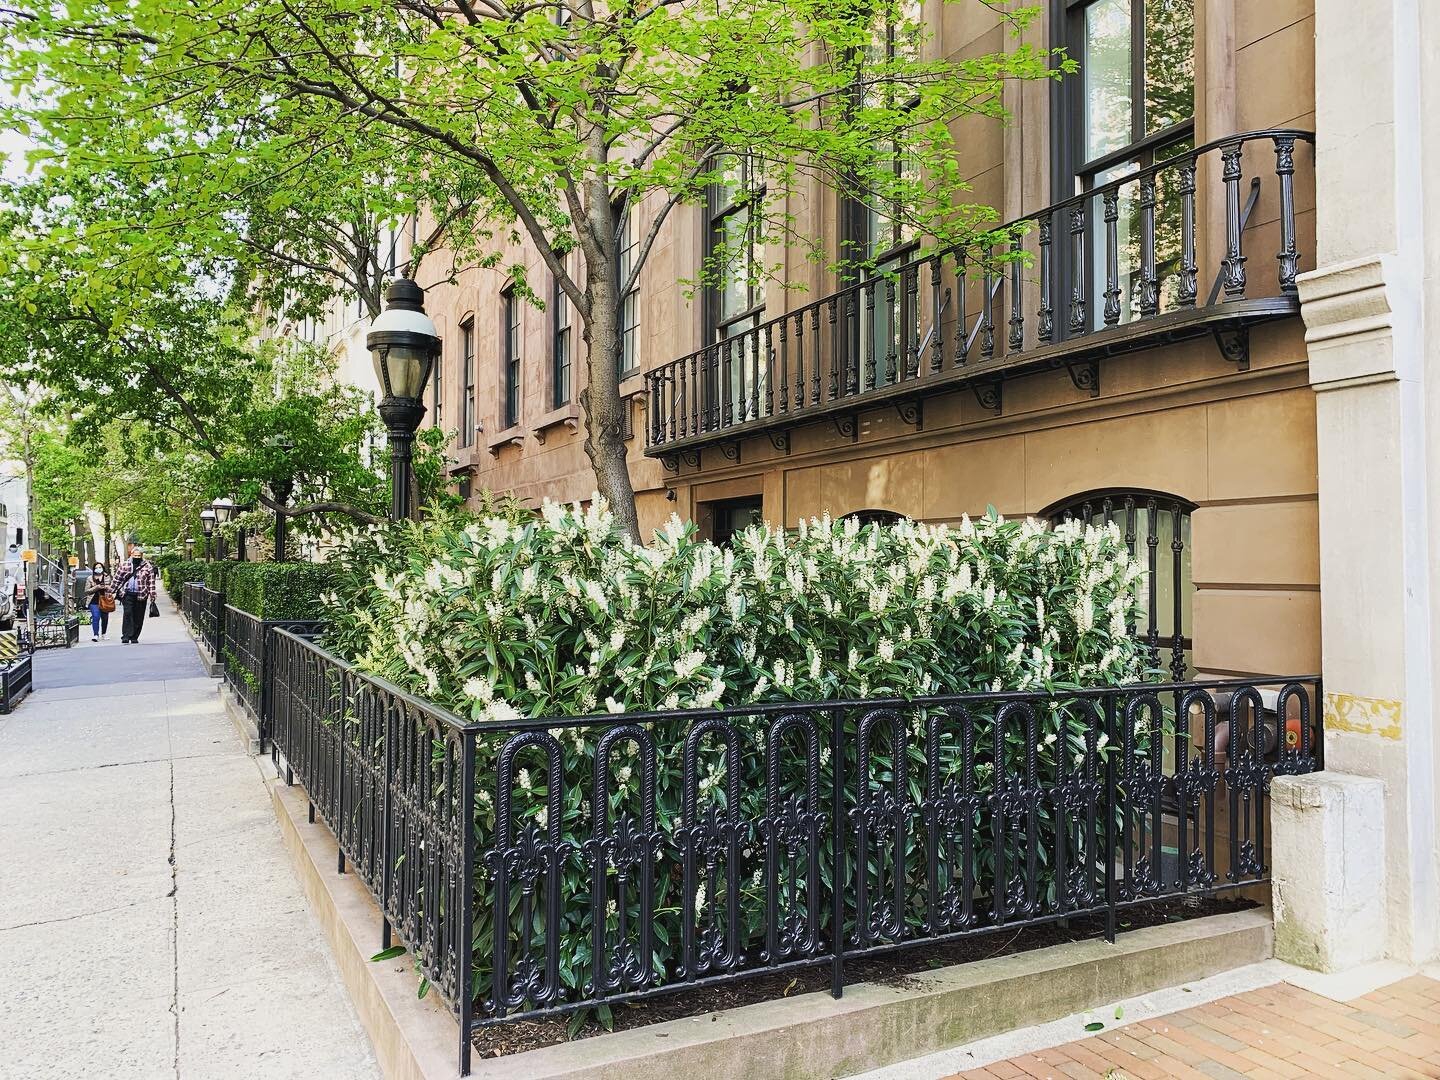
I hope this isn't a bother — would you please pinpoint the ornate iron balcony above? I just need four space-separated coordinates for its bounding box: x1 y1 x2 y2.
646 128 1314 461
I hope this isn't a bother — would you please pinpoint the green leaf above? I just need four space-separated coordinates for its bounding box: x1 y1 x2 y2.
1084 1021 1105 1033
370 945 407 962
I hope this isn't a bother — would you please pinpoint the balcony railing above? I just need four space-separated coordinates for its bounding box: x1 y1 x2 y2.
646 128 1314 458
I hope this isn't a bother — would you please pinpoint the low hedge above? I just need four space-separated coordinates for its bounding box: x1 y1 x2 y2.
161 559 209 596
218 562 338 620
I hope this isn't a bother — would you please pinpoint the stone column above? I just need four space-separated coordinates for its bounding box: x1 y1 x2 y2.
1286 0 1439 967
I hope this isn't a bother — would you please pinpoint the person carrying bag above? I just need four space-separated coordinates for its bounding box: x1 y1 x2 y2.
113 545 159 644
85 561 114 642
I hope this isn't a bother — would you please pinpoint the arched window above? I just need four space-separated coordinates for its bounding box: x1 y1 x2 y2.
1044 489 1195 680
839 509 907 528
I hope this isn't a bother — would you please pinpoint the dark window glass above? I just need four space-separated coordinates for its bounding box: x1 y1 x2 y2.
553 281 571 408
459 319 475 447
705 496 763 547
503 289 521 428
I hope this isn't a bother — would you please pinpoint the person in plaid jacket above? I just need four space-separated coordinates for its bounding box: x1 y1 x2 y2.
113 543 158 643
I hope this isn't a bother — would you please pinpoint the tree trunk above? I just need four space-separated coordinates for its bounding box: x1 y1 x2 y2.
580 252 642 543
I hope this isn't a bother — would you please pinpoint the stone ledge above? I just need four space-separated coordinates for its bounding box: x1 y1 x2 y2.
270 761 1275 1080
271 779 464 1080
219 682 261 756
479 908 1273 1080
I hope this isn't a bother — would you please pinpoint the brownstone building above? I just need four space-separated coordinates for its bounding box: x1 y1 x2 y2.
414 0 1318 686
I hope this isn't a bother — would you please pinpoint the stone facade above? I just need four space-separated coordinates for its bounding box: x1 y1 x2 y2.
403 0 1321 684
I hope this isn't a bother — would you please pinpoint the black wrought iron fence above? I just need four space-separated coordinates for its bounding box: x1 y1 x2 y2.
220 605 324 742
180 581 206 628
0 654 32 713
268 629 476 1069
262 626 1320 1076
29 612 81 650
188 584 225 659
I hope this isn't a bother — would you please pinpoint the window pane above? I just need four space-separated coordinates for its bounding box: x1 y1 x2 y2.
1143 0 1194 135
719 207 751 321
1083 0 1133 162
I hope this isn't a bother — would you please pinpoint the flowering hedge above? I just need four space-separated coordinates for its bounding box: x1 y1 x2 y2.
321 499 1151 1014
326 499 1146 718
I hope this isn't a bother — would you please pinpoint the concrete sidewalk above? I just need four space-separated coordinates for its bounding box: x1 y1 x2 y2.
0 590 380 1079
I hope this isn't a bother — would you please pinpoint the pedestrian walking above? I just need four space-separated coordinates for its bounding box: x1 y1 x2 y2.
113 545 158 644
84 561 114 642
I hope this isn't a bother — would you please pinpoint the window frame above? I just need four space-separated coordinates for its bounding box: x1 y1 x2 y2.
1052 0 1197 335
459 317 476 448
502 287 522 429
617 211 640 378
552 276 572 409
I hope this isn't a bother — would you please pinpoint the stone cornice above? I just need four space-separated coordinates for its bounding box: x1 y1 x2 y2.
1298 256 1403 389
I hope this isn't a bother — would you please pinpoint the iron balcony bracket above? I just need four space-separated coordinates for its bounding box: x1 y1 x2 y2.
831 414 858 442
680 449 701 470
718 441 741 463
1066 360 1101 398
895 400 923 428
660 454 680 474
767 430 791 454
971 379 1003 415
1212 324 1251 371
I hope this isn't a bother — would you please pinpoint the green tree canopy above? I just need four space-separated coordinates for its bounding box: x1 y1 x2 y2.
3 0 1067 537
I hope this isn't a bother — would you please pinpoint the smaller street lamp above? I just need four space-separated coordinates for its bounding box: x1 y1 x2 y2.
199 509 216 561
368 278 440 521
184 537 195 560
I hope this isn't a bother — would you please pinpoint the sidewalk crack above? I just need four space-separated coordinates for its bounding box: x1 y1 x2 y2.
168 755 180 1079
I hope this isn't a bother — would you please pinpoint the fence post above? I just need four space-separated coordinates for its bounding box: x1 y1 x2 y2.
457 728 477 1077
258 622 273 751
381 694 394 951
1103 691 1118 945
829 707 845 999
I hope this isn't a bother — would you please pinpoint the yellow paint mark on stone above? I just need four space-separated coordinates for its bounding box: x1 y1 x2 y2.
1324 691 1403 740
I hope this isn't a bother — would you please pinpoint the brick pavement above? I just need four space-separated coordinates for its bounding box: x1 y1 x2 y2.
947 975 1440 1080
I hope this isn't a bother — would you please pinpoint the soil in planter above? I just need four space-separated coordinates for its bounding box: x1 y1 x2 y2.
471 894 1256 1060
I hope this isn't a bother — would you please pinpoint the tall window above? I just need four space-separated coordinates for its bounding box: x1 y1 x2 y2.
707 155 766 425
1057 0 1196 328
618 211 639 376
1046 488 1194 681
840 0 920 390
459 318 475 447
553 278 572 408
503 288 521 429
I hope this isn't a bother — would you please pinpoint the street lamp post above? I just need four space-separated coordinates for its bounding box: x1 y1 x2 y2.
367 279 440 521
212 498 235 561
269 435 295 562
184 537 195 560
199 509 216 561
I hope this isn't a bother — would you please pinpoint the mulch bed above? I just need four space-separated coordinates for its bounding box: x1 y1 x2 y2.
472 895 1256 1060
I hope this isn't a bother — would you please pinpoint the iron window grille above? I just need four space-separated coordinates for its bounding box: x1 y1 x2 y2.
1046 488 1195 682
